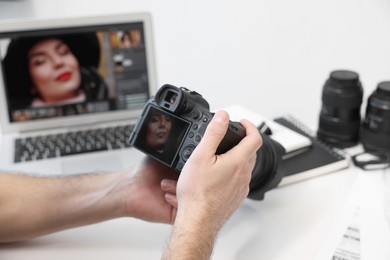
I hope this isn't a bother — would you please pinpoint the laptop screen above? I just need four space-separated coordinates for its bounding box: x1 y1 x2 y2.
0 14 156 133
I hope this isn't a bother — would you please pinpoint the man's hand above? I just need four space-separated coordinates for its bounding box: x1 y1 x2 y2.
162 110 262 259
122 157 178 224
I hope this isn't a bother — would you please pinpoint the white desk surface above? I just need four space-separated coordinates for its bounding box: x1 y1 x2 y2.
1 123 389 259
0 165 364 260
0 111 388 260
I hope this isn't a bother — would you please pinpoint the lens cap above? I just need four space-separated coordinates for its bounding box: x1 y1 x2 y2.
377 81 390 99
329 70 360 88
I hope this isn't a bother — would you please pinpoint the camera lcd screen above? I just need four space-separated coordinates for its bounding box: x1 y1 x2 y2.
133 106 190 166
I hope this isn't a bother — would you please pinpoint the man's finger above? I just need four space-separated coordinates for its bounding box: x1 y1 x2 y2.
195 110 229 156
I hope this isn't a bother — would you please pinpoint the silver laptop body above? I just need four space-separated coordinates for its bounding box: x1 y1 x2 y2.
0 13 156 175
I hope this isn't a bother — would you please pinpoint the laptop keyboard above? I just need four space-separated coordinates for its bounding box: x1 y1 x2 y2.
14 124 134 163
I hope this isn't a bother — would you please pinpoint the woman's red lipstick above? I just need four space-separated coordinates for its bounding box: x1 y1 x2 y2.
56 72 72 82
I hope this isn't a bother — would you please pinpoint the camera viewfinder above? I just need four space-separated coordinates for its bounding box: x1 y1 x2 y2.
165 91 178 105
156 86 182 113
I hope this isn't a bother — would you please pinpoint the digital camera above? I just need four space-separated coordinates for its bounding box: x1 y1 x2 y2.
129 84 286 200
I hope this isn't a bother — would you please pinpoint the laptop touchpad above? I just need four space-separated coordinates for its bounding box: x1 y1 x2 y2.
61 154 124 175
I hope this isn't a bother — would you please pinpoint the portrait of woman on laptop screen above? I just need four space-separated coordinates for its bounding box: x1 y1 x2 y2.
2 33 108 110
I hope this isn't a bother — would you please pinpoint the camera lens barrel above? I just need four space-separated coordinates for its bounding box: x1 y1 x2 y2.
360 81 390 153
247 134 286 200
317 70 363 148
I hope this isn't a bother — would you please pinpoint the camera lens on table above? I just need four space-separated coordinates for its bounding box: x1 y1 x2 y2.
317 70 364 148
360 81 390 153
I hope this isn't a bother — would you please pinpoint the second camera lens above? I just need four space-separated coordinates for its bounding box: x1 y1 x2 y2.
360 81 390 153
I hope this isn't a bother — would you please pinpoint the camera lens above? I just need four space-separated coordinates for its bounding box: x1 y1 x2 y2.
247 134 285 200
317 70 363 148
360 81 390 153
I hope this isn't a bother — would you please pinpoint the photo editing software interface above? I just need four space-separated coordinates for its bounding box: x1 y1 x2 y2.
0 22 150 123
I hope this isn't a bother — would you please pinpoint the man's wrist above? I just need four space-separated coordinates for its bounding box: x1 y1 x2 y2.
162 208 221 260
97 169 132 219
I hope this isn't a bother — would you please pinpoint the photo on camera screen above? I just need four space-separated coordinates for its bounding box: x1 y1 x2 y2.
133 106 190 166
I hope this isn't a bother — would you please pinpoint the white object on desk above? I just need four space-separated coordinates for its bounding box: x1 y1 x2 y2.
222 104 312 153
315 168 390 260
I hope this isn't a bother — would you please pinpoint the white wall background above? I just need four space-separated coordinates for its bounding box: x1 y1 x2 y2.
1 0 389 128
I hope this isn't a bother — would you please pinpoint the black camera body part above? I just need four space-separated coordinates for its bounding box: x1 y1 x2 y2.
317 70 363 148
129 84 245 172
129 84 286 200
361 81 390 153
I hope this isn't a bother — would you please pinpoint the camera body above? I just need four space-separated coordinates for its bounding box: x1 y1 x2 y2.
129 84 286 200
129 84 246 172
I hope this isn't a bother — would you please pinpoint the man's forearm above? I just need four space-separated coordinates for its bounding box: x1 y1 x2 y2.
0 170 128 243
162 211 220 260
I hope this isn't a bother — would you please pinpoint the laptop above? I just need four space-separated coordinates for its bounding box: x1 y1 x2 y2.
0 13 156 176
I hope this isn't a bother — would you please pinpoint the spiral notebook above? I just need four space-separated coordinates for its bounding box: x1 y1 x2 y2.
274 115 351 186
